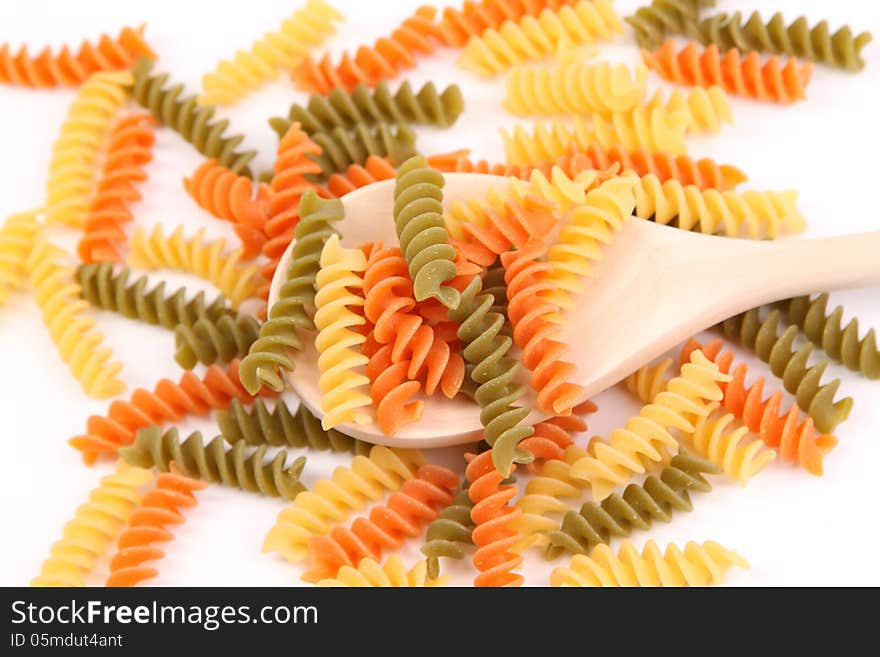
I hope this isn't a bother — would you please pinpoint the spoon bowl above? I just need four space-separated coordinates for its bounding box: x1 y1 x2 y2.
270 173 880 448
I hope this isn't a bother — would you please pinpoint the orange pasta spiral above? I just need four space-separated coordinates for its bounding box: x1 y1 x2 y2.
304 464 458 581
642 40 813 104
77 113 156 263
437 0 578 47
364 340 425 436
681 338 837 475
291 6 446 93
429 144 745 191
0 25 154 87
69 359 276 465
184 159 272 259
467 450 523 587
501 240 584 415
519 403 594 468
324 155 398 197
259 123 329 309
106 469 207 587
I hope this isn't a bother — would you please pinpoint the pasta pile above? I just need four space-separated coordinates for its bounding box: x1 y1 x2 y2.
6 0 876 589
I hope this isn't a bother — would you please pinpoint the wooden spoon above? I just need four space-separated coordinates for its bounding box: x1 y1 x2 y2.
269 174 880 447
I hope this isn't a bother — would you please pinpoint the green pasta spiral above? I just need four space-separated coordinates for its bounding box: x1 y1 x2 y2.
216 398 371 455
130 58 257 175
174 315 260 369
698 11 872 72
421 484 475 580
625 0 711 49
271 80 465 138
544 452 719 560
239 191 343 394
447 276 534 476
481 262 511 334
393 155 460 310
719 308 853 433
309 122 417 176
781 294 880 379
120 426 306 500
76 263 232 330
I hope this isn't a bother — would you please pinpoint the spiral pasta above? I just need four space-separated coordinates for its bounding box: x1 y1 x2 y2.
313 234 372 429
570 349 728 500
719 308 853 433
544 451 719 560
392 156 460 309
316 555 448 587
128 224 260 307
174 315 261 369
199 0 343 105
259 123 327 308
459 0 624 76
541 175 636 309
309 122 418 176
274 80 464 138
106 469 207 586
242 190 343 394
421 482 476 579
31 462 154 587
304 464 458 581
438 0 580 47
263 445 425 563
550 539 747 587
78 113 156 263
430 144 746 191
1 25 154 87
217 398 371 455
625 0 710 49
120 427 306 500
683 338 838 475
697 10 873 72
0 210 39 308
27 234 126 398
364 342 425 436
504 60 647 116
130 58 256 175
501 105 689 165
632 174 806 239
781 294 880 380
69 359 272 464
184 160 272 259
646 85 732 134
45 70 131 227
466 450 524 587
76 263 232 330
291 6 446 93
501 241 583 414
324 155 398 197
447 276 534 477
642 40 814 104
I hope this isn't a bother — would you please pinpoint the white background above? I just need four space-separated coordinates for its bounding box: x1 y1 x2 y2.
1 0 879 587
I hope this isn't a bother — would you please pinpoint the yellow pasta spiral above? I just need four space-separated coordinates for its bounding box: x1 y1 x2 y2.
0 210 39 308
315 555 448 587
27 234 126 398
263 445 425 563
314 234 371 430
459 0 624 76
128 224 260 306
570 350 728 500
687 403 776 485
504 60 648 116
625 357 673 403
45 71 131 227
501 105 689 165
542 175 637 309
632 173 807 238
646 85 732 133
200 0 344 105
32 462 153 587
508 165 611 211
550 539 748 587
